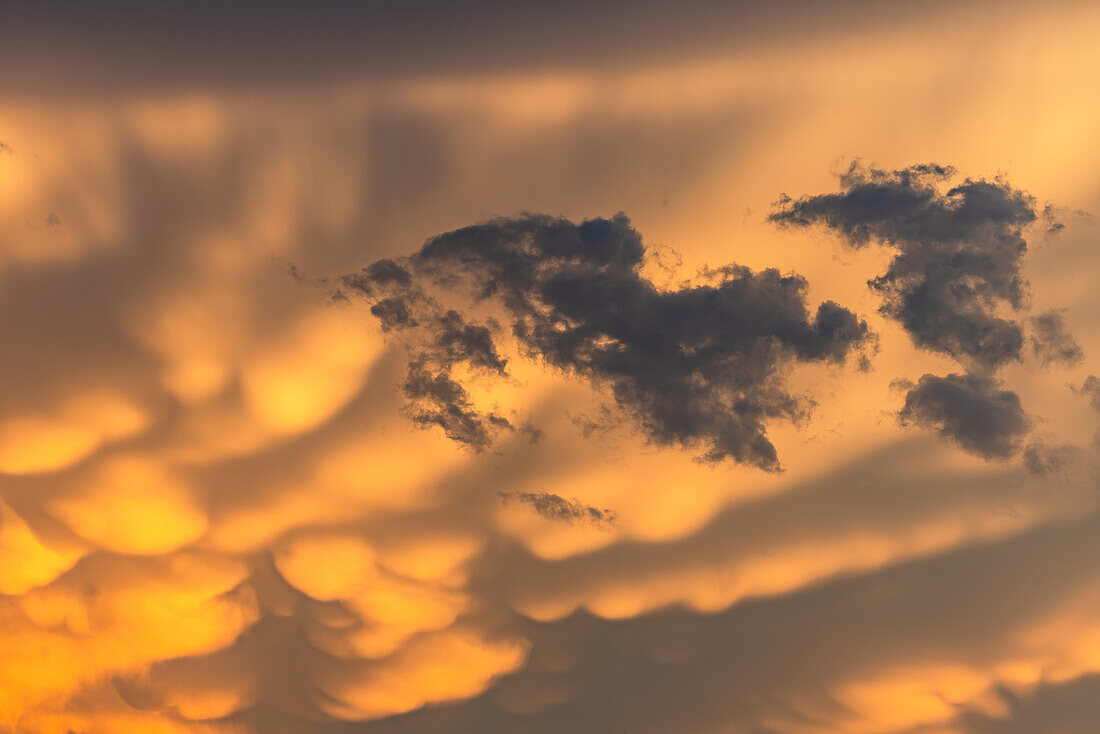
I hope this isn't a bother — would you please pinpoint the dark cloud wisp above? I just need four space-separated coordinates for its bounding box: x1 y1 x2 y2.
501 491 617 527
341 213 872 469
1029 310 1084 368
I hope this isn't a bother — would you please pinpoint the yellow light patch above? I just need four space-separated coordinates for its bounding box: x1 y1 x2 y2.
241 305 383 434
319 628 529 720
49 457 207 555
0 391 148 475
273 533 378 601
0 501 84 595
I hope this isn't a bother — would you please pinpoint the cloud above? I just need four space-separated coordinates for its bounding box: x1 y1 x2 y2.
501 491 617 527
1077 375 1100 412
0 0 972 97
1022 441 1081 476
766 162 1081 460
403 362 513 450
364 498 1100 734
770 162 1038 370
339 259 514 451
1029 310 1084 368
398 310 514 450
5 27 1100 733
897 373 1029 459
341 213 871 469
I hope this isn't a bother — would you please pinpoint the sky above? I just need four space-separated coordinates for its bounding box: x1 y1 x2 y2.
3 2 1100 733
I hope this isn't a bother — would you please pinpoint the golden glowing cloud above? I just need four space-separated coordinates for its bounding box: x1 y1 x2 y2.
48 457 207 555
3 4 1100 732
0 391 148 475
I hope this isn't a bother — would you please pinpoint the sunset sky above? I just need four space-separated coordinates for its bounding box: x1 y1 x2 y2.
4 2 1100 733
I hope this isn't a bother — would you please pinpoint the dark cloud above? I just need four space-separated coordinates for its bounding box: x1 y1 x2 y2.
768 163 1060 459
431 310 509 375
402 362 512 450
338 259 514 451
342 258 414 294
369 297 418 331
0 0 962 96
770 162 1038 370
1077 375 1100 412
501 491 617 527
520 423 544 444
1022 441 1079 476
897 373 1029 459
342 213 871 469
396 309 514 449
1041 202 1066 234
1029 310 1083 368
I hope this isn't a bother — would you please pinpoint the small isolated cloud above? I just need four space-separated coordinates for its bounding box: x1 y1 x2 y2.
1073 208 1096 224
501 491 617 527
1022 441 1080 476
770 162 1037 370
897 372 1029 459
1029 310 1084 368
1077 375 1100 412
341 213 872 469
1042 203 1066 234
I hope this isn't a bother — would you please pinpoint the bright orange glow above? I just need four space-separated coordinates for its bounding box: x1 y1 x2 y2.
48 457 207 555
0 501 83 595
241 305 383 434
274 533 379 601
317 628 529 720
0 392 148 474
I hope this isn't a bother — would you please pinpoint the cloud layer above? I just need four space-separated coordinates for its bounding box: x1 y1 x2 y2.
3 6 1100 732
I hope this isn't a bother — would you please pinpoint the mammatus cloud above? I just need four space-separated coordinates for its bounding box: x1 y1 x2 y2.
1029 310 1084 368
5 22 1100 729
769 162 1078 459
897 373 1029 459
340 214 871 469
500 491 618 527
